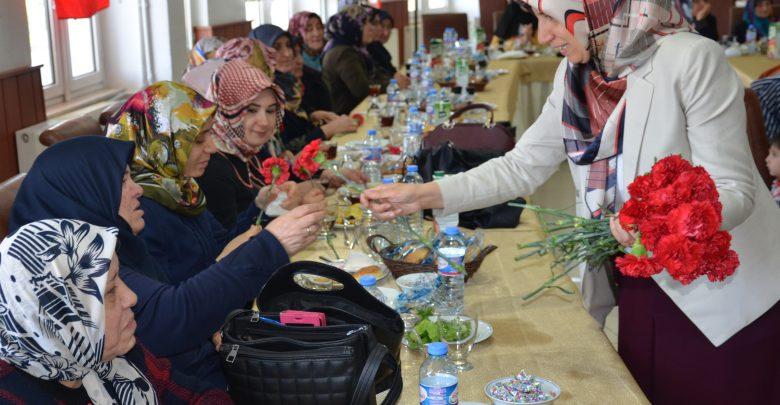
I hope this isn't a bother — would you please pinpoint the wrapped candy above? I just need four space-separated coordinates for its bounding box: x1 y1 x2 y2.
487 370 553 403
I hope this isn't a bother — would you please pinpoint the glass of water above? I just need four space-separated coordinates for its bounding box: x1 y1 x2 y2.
437 311 479 371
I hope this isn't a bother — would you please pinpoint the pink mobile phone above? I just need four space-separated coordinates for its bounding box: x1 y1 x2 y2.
279 310 327 327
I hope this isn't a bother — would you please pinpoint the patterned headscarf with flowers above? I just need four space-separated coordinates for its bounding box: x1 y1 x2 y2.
211 59 286 162
106 81 215 216
187 36 225 72
0 219 157 404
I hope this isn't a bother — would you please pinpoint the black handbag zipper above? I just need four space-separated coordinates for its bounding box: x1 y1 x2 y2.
223 344 354 364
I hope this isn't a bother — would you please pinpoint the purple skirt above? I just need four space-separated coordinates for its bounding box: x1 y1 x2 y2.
617 274 780 404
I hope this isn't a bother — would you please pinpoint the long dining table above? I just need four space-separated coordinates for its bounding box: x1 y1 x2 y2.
290 57 649 404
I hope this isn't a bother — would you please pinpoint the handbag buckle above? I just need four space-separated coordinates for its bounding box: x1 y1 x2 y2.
442 121 455 130
346 325 368 336
226 345 239 364
251 312 260 323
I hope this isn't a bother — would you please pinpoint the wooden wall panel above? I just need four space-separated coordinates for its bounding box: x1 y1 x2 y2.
193 21 253 44
0 66 46 181
480 0 507 40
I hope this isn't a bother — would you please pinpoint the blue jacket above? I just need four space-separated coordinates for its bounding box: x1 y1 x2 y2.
137 196 260 285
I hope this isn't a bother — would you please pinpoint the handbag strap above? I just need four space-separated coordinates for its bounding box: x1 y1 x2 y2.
447 103 495 126
350 344 403 405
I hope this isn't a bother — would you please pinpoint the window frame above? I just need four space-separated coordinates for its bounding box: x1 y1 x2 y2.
33 0 105 104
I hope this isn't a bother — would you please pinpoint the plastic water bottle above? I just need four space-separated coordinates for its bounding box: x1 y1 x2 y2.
365 129 382 163
401 165 425 235
386 79 400 103
378 177 400 242
455 56 469 90
746 24 758 53
419 342 459 405
433 173 459 233
359 275 386 304
435 226 465 316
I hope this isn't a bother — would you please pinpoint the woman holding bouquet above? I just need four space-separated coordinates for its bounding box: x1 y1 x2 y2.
361 0 780 402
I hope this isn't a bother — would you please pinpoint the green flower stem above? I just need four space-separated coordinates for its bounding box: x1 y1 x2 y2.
325 232 340 260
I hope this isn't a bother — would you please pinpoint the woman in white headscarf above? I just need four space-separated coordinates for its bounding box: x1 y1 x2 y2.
362 0 780 402
0 219 231 403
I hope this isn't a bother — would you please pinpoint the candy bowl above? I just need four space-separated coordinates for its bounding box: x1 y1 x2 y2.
484 371 560 404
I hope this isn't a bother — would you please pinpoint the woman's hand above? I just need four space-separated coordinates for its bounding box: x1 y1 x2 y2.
609 217 636 248
217 225 262 261
212 331 222 351
321 115 359 138
394 72 411 89
254 181 296 209
320 168 369 188
311 110 339 124
281 181 326 209
266 202 327 256
360 182 443 221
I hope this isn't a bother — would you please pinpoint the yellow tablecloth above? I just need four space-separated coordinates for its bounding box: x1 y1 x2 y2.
728 55 780 87
293 65 648 402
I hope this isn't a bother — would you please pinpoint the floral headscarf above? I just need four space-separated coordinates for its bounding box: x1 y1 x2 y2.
0 219 157 404
106 81 215 216
288 12 319 41
215 38 275 78
211 59 285 161
324 4 371 53
187 37 225 72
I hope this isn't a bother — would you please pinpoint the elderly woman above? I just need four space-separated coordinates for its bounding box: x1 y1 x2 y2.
9 136 323 388
322 5 376 114
362 0 780 402
0 219 231 403
366 8 410 89
288 11 326 72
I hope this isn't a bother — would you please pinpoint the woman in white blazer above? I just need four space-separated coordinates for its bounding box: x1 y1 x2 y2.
362 0 780 403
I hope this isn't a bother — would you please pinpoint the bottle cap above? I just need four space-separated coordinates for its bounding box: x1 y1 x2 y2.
409 106 419 113
382 177 394 184
428 342 448 356
433 170 445 179
444 226 460 235
407 165 419 173
359 275 377 286
368 129 377 136
390 79 397 84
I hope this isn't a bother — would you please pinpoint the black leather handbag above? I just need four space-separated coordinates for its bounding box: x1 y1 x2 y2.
417 141 525 229
219 262 404 405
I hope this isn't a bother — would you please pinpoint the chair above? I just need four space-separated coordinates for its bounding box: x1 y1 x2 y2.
758 64 780 80
0 173 25 239
493 10 504 35
98 101 124 127
744 88 773 188
421 13 468 47
39 115 102 147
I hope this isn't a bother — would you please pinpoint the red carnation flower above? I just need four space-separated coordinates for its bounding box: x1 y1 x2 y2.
654 234 706 285
260 157 290 185
616 254 664 278
627 173 654 201
618 199 645 232
650 155 694 188
670 167 720 203
637 215 670 251
668 201 721 241
697 231 739 282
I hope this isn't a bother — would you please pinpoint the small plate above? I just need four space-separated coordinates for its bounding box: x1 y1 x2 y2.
484 376 560 404
428 316 493 344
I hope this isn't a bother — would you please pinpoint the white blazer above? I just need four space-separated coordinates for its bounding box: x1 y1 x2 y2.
437 32 780 347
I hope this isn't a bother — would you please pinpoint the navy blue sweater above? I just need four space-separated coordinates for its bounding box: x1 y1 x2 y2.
123 230 289 388
137 196 260 285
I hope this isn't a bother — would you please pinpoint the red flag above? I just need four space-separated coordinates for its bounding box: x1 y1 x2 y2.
54 0 109 19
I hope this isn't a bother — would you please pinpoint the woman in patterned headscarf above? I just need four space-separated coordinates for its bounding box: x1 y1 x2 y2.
289 11 326 72
106 81 273 285
322 4 376 114
0 219 230 403
362 0 780 402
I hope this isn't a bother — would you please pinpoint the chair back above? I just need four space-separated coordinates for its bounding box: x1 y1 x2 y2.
39 116 102 147
421 13 468 48
0 173 25 239
744 88 773 188
98 101 124 127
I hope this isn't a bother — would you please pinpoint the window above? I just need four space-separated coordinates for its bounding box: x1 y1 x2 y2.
427 0 448 10
246 0 334 30
26 0 104 104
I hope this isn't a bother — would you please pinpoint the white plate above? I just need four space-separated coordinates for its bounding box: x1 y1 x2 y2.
429 316 493 344
345 139 390 149
484 376 560 404
378 286 400 308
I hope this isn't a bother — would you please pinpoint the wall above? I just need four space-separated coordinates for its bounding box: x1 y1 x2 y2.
208 0 247 25
0 1 32 72
148 0 190 81
99 0 145 91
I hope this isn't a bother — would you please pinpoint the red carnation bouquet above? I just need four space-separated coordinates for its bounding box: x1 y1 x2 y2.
293 139 327 180
515 155 739 300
